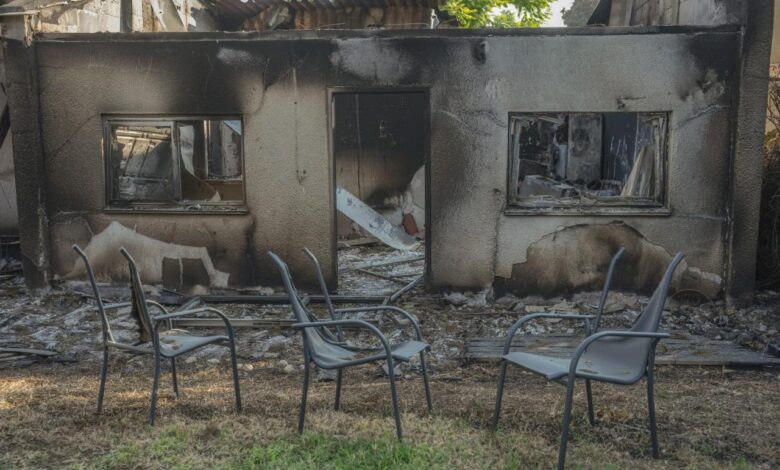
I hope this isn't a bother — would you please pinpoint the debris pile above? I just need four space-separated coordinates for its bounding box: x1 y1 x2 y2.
1 244 779 372
338 245 425 296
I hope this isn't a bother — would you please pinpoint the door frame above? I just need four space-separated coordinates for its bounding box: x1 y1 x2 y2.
327 86 432 290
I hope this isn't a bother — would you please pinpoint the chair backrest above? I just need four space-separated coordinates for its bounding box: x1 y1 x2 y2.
72 245 114 344
584 252 685 382
592 247 626 332
268 251 347 358
119 247 156 343
302 247 336 319
631 252 686 334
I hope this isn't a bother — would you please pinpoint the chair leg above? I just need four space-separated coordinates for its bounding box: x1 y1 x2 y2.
298 361 311 434
334 369 343 411
585 379 595 426
149 352 162 425
647 369 659 458
492 361 509 430
557 376 577 470
171 358 179 398
419 351 433 412
97 347 109 415
228 338 242 412
386 357 403 441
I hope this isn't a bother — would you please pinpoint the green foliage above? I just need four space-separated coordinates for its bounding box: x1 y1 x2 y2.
560 0 601 27
442 0 554 28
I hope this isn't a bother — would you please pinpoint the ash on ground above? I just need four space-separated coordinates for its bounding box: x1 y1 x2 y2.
1 245 778 373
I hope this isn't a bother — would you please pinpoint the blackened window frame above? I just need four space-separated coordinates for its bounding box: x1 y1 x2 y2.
505 111 670 216
103 115 247 212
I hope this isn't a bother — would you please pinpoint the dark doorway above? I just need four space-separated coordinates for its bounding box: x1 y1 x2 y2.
331 90 429 293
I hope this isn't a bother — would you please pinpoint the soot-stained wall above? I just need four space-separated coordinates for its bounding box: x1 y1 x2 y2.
7 24 770 298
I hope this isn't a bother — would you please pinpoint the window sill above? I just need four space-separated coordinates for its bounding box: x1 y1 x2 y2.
104 205 249 215
503 205 671 217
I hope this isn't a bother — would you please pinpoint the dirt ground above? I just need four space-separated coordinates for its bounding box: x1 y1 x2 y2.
1 245 780 468
1 358 778 469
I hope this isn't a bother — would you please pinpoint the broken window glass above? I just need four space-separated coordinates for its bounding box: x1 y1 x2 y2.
109 124 175 202
176 120 243 202
207 120 243 180
106 118 244 207
508 112 667 209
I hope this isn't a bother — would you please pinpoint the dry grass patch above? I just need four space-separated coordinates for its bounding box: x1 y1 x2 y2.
0 361 777 469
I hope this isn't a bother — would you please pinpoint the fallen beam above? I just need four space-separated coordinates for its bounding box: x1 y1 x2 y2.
336 186 421 251
172 318 295 328
339 237 380 247
356 269 409 285
464 334 780 367
340 255 425 273
171 317 379 329
385 274 423 305
0 347 58 357
158 294 387 306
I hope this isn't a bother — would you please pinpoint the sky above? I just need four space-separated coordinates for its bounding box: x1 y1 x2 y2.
543 0 575 27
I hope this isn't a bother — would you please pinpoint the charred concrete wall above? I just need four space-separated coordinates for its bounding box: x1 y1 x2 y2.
0 0 223 238
6 23 771 298
5 40 51 287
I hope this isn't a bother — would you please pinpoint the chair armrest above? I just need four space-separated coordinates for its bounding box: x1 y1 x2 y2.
152 307 236 340
146 300 174 329
502 313 595 355
333 306 424 341
145 300 170 317
568 330 670 376
292 319 393 356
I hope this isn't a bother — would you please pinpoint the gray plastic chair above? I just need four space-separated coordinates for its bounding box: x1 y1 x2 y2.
302 247 433 410
72 245 242 424
493 251 684 469
268 251 432 440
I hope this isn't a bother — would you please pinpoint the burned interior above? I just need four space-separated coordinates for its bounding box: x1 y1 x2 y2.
333 91 427 248
508 112 667 209
105 117 245 209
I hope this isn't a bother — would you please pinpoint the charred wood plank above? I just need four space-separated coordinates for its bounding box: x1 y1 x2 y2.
464 334 780 367
170 317 378 329
0 347 58 357
157 294 386 306
339 255 425 272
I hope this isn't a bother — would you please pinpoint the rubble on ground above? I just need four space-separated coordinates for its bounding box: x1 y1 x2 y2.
1 245 779 372
338 245 425 296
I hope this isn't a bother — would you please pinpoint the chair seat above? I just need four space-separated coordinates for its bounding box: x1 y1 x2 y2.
503 350 643 384
311 339 430 369
159 335 228 357
389 340 430 361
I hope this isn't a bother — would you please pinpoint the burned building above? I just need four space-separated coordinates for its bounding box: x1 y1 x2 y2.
0 0 773 303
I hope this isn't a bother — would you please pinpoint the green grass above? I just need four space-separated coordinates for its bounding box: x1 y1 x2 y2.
86 426 195 470
87 429 483 470
79 418 508 470
232 432 454 470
